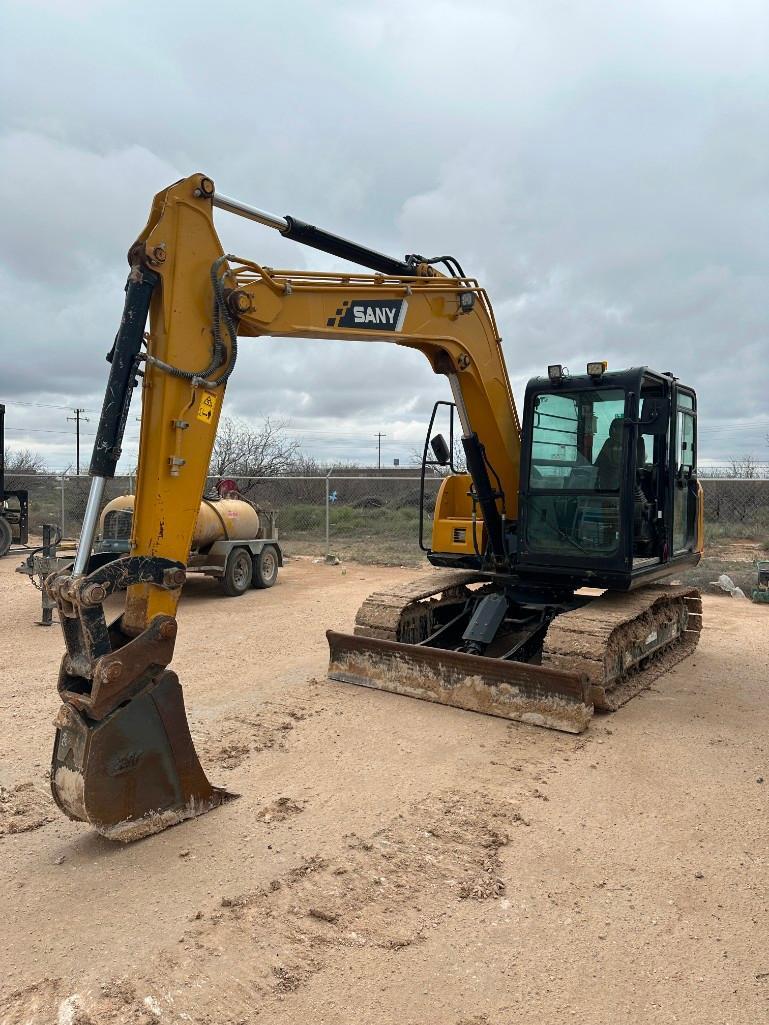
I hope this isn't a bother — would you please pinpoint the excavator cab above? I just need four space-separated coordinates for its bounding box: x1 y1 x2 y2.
516 366 701 590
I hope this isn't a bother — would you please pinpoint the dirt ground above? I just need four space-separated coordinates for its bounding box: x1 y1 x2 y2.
0 553 767 1025
683 538 766 597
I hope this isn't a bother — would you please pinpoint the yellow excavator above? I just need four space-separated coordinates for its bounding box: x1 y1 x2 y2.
48 174 703 841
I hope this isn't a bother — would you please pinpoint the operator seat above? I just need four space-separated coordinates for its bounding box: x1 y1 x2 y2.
595 419 624 490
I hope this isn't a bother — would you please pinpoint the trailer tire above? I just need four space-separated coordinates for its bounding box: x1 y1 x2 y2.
0 516 12 558
220 546 253 596
252 545 279 589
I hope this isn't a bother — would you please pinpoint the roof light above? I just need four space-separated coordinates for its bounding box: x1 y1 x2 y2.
548 364 563 383
587 360 608 378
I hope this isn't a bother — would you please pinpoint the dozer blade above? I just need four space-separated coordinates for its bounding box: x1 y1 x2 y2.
327 630 593 734
51 670 231 842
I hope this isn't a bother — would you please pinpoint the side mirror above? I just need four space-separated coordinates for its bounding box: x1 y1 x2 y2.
639 397 670 435
430 433 451 466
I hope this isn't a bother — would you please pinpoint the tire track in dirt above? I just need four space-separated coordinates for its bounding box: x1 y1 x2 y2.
0 781 53 837
0 788 532 1024
195 700 320 773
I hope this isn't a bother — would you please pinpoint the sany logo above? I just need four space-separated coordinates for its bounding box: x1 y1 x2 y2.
354 306 396 325
326 299 408 333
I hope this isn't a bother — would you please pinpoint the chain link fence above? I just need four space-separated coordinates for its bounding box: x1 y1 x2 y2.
699 478 769 539
5 469 768 566
211 474 444 564
5 472 446 565
5 474 136 542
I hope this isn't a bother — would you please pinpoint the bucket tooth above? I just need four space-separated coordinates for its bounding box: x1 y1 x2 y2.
327 630 593 734
51 671 233 842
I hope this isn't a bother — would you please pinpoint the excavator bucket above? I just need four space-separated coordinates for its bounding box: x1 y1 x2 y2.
327 630 593 734
48 556 233 842
51 671 231 843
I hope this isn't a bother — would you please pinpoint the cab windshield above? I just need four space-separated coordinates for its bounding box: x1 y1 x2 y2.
525 387 627 558
529 389 626 491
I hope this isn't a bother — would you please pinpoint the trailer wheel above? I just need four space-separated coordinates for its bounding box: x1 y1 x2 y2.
0 516 12 558
252 546 279 589
220 547 253 596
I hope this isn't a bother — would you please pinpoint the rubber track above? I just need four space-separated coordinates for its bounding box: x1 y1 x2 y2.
542 584 702 710
353 574 703 717
353 569 489 640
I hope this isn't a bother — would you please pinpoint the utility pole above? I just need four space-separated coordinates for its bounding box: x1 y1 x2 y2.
67 408 89 475
375 432 387 470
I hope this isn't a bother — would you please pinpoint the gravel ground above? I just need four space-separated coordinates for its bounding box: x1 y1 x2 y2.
0 552 767 1025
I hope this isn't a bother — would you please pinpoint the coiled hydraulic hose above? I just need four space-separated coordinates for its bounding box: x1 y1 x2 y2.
144 254 239 388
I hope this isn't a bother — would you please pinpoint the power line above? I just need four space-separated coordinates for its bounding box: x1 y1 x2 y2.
4 423 406 443
1 399 98 413
244 425 420 438
698 423 769 435
3 427 99 436
3 427 141 438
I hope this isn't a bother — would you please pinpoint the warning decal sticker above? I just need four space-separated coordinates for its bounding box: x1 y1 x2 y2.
197 392 218 424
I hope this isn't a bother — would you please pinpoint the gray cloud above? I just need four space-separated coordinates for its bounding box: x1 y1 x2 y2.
1 0 768 470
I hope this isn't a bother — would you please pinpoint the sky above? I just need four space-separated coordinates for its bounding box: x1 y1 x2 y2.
1 0 768 472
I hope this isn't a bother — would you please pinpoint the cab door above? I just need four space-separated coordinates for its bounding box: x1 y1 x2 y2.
672 391 697 552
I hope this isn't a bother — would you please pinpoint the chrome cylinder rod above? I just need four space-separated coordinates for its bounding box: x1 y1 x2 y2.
72 475 106 575
212 193 288 232
211 191 413 276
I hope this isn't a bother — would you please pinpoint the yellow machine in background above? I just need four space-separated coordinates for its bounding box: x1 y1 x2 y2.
47 174 703 842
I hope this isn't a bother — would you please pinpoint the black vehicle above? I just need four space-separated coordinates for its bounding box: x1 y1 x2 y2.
0 404 29 557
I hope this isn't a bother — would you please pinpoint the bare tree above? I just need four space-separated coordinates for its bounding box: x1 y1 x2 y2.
3 447 47 474
289 453 321 476
726 455 759 479
287 455 363 475
210 417 301 478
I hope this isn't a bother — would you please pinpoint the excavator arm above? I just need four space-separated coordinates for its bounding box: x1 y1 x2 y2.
119 172 523 632
48 173 550 841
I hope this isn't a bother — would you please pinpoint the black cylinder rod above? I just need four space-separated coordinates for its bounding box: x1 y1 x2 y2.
89 267 159 479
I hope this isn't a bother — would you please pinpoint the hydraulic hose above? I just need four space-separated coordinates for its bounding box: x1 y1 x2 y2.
144 255 238 388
